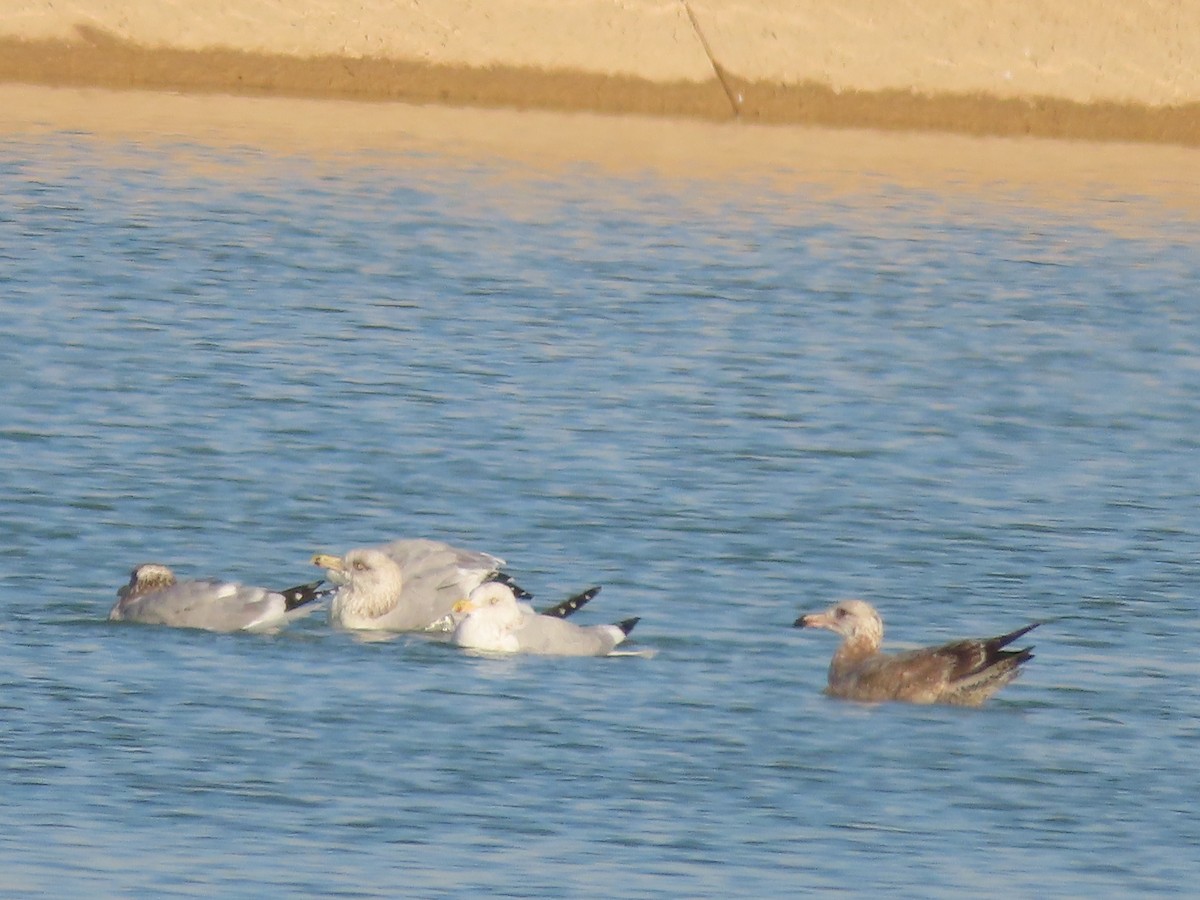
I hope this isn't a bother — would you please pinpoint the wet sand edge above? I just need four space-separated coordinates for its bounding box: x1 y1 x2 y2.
2 30 1197 147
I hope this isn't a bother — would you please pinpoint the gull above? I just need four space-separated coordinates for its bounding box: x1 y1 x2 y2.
109 563 327 633
451 580 639 656
312 538 594 633
794 599 1038 706
428 583 601 633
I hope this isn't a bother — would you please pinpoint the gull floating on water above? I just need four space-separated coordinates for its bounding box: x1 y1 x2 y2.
427 583 601 633
794 599 1038 706
109 563 327 633
312 538 595 633
452 581 639 656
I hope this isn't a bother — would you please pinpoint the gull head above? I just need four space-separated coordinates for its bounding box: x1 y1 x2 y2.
794 598 884 647
118 563 177 601
452 581 524 652
454 581 524 627
315 547 405 619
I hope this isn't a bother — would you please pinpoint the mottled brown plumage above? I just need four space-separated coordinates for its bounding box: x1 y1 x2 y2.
794 599 1037 706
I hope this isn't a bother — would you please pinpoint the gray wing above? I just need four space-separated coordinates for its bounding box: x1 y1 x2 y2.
376 539 505 629
110 579 289 632
513 613 629 656
377 538 505 574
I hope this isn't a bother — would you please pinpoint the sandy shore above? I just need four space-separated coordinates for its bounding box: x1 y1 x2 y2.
1 1 1198 145
5 83 1199 223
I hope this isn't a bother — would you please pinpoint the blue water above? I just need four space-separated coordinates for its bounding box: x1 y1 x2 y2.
2 122 1199 897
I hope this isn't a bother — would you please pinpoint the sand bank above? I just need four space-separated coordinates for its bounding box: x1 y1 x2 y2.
1 1 1198 145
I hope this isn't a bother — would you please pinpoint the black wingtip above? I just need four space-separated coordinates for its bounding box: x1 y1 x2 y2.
540 586 601 619
488 572 533 601
615 617 640 636
280 580 327 611
993 621 1040 649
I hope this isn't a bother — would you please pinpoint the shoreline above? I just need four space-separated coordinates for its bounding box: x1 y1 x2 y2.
1 1 1198 147
5 84 1200 223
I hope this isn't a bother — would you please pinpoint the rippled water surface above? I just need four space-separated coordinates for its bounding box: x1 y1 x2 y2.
2 119 1199 897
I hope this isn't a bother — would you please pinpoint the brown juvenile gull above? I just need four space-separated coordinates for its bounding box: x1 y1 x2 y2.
451 581 639 657
794 599 1038 706
311 538 598 633
109 563 327 633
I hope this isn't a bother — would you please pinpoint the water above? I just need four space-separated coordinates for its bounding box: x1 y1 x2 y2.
2 118 1199 897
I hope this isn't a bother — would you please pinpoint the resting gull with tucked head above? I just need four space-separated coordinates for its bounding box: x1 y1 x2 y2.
452 581 639 656
109 563 327 633
312 538 597 633
794 599 1038 706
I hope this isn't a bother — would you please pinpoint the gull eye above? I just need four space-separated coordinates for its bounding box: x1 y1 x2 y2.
352 560 366 571
834 607 848 620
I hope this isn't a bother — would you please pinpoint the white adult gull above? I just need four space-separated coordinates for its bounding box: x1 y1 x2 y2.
109 563 327 633
312 538 594 633
794 598 1038 706
451 581 639 656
